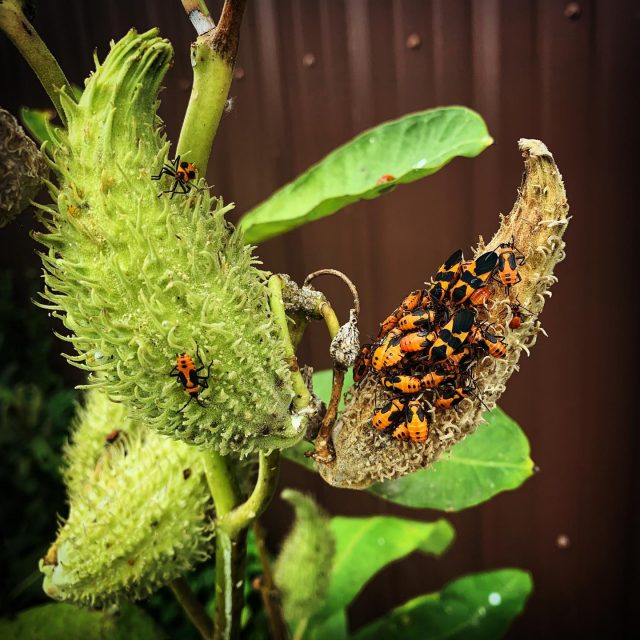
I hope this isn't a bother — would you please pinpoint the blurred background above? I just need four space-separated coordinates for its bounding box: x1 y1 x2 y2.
1 0 639 637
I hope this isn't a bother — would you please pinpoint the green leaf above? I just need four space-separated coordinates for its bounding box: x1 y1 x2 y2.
323 516 453 616
0 603 164 640
352 569 533 640
238 107 492 244
369 407 534 511
19 107 60 146
311 368 354 413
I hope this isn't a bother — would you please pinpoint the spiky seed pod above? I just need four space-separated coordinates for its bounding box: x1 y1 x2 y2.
40 389 214 606
33 29 297 456
320 139 569 488
273 489 335 626
0 107 48 227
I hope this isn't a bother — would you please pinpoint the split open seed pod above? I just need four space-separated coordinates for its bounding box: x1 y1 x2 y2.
319 139 569 489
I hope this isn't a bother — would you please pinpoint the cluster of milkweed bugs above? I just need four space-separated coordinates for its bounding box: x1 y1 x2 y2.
355 241 528 444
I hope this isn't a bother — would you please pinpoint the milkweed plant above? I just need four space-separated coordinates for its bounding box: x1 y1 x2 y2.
0 0 569 638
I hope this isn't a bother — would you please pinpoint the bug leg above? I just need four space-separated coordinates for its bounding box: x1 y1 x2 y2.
177 395 194 413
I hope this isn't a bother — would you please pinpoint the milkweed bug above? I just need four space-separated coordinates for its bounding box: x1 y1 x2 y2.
422 369 456 389
377 312 399 340
508 301 532 330
428 308 475 363
372 397 405 430
494 241 526 291
376 174 395 185
469 286 491 306
105 430 121 444
448 345 475 367
430 249 464 302
381 374 424 394
400 290 425 314
449 251 499 305
480 329 507 359
404 400 429 443
434 386 473 410
400 329 436 353
398 307 436 332
170 350 211 412
372 328 404 371
391 422 411 441
152 155 198 198
353 344 372 383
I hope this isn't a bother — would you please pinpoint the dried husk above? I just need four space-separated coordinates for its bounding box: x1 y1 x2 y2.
319 139 569 488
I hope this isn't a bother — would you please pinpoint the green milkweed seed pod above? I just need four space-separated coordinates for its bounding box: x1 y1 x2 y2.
40 389 214 606
273 489 335 626
33 29 298 456
320 139 570 488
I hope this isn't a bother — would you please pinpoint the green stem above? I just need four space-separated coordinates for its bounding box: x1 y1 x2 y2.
170 578 213 640
219 451 281 537
0 0 72 125
318 302 341 340
268 275 312 411
202 450 243 640
177 0 246 174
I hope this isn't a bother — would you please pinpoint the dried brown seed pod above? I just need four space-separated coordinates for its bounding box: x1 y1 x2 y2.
0 107 48 227
319 139 569 489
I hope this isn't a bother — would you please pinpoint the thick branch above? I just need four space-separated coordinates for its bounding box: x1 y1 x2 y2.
177 0 247 173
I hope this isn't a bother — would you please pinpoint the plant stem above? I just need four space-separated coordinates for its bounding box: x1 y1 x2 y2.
220 451 281 537
202 450 243 640
309 366 345 464
252 521 290 640
0 0 72 125
170 578 213 640
177 0 246 174
268 275 312 411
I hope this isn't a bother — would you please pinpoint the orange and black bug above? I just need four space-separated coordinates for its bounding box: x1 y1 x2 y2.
391 422 411 441
372 397 405 430
469 286 491 306
353 344 372 382
508 301 532 330
403 400 429 443
480 329 507 359
105 430 121 444
448 345 475 367
428 308 475 363
381 374 424 394
400 329 436 353
466 323 484 345
400 290 425 314
434 386 473 410
449 251 499 305
398 307 437 332
422 369 456 389
430 249 464 302
376 174 395 185
170 350 211 412
494 241 526 291
372 328 404 371
377 312 399 340
152 155 198 198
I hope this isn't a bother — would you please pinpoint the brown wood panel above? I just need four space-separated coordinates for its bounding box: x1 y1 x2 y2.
1 1 639 637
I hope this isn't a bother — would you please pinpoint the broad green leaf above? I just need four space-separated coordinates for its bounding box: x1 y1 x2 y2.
239 107 492 244
353 569 533 640
20 107 60 146
0 603 164 640
324 516 453 616
312 368 354 413
369 407 534 511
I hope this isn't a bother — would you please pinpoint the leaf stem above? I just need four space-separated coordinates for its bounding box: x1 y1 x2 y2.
252 520 290 640
170 578 213 640
220 451 281 538
177 0 246 174
0 0 72 125
268 275 312 411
